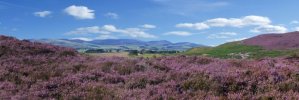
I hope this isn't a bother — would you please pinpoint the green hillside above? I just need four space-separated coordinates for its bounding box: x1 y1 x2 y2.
183 41 298 59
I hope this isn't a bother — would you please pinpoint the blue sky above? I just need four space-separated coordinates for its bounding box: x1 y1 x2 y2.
1 0 299 46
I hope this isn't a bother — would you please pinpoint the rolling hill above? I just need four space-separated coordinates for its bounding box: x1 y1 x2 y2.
243 31 299 50
184 31 299 59
31 39 204 51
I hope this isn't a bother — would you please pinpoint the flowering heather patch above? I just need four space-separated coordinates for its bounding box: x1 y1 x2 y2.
2 35 299 99
243 31 299 50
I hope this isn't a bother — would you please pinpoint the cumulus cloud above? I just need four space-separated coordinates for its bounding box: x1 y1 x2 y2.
141 24 156 29
219 32 237 36
102 25 118 32
164 31 192 36
206 15 271 27
119 28 156 38
291 20 299 24
294 27 299 31
66 25 156 38
226 37 248 42
176 23 209 30
250 25 287 33
208 32 237 39
105 12 119 19
71 37 93 41
34 11 51 17
176 15 271 30
64 5 95 19
66 26 108 35
176 15 288 33
208 34 229 39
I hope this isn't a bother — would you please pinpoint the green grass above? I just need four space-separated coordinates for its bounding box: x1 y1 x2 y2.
183 41 298 59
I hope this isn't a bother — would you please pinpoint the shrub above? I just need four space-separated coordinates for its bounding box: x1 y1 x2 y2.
153 65 170 72
86 86 117 100
114 66 134 75
103 76 125 84
0 46 9 57
72 64 88 73
60 51 76 56
128 78 148 89
128 50 138 56
181 74 212 92
101 62 114 73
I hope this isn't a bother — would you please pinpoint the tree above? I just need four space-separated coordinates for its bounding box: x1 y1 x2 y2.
128 50 138 56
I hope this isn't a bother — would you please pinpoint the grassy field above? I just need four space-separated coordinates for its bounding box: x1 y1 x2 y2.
183 41 298 59
84 52 166 58
85 52 130 57
83 42 299 59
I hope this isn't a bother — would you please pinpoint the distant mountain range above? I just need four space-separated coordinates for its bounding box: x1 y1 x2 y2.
30 39 205 51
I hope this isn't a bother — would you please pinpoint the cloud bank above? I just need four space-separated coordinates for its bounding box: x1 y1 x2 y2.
66 25 156 39
176 15 287 33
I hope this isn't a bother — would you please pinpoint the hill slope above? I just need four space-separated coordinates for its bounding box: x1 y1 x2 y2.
184 31 299 59
184 42 291 59
0 36 77 57
243 31 299 50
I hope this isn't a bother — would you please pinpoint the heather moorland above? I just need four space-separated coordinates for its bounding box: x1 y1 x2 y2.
2 1 299 99
2 35 299 99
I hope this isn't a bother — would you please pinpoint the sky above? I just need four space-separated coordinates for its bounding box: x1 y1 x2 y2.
1 0 299 46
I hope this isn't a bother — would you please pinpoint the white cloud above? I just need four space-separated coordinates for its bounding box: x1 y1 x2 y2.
176 23 209 30
226 37 248 42
141 24 156 29
66 26 109 35
102 25 118 32
71 35 117 41
119 28 156 38
250 25 287 33
176 15 289 34
71 37 93 41
205 16 270 27
219 32 237 36
208 32 238 39
291 20 299 24
64 5 95 19
242 15 271 26
66 25 156 38
105 12 119 19
295 27 299 31
164 31 192 36
34 11 51 17
208 34 229 39
177 15 271 30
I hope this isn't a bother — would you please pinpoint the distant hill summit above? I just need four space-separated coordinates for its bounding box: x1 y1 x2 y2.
243 31 299 50
31 38 205 51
